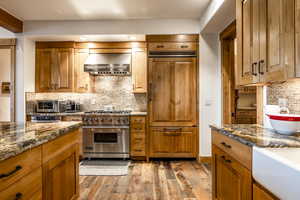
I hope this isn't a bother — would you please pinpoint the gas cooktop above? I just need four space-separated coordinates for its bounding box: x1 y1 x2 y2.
84 110 132 115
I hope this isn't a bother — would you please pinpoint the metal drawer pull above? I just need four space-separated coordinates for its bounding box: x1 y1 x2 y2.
221 142 231 149
0 165 22 179
15 193 23 200
252 62 258 76
181 45 189 48
221 156 232 163
156 45 164 48
258 60 265 75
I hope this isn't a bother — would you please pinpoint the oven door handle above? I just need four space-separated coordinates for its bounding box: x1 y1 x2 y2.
82 126 129 129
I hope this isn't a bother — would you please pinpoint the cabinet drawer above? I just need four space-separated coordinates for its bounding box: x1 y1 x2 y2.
212 130 252 170
0 147 42 191
148 42 197 51
42 129 80 163
130 116 146 124
131 123 145 131
61 116 82 121
0 167 42 200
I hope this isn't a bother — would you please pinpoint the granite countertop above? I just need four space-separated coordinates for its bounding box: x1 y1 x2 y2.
27 112 84 116
27 111 147 116
210 124 300 148
0 121 82 162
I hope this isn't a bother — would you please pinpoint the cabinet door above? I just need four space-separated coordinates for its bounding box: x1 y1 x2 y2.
212 145 252 200
149 57 197 126
236 0 259 85
53 48 74 92
253 183 278 200
74 49 91 93
36 48 54 92
132 48 147 93
149 127 197 158
43 144 79 200
264 0 294 82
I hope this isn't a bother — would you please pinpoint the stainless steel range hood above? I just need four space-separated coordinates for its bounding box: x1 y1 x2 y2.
84 53 131 75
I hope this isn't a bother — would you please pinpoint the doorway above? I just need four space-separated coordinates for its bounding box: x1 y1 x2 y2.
0 39 16 122
220 22 257 124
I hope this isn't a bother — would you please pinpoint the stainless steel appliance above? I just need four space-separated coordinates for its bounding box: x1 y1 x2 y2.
82 110 131 159
36 100 62 113
84 53 131 76
31 115 61 123
62 100 81 113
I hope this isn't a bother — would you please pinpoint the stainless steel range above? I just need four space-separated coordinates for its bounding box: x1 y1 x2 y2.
82 110 131 159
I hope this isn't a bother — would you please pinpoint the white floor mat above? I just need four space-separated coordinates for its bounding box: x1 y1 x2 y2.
79 160 131 176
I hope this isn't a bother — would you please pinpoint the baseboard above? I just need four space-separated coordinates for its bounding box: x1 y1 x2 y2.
197 156 212 164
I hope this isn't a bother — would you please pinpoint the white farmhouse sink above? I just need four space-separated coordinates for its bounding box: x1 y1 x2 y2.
253 147 300 200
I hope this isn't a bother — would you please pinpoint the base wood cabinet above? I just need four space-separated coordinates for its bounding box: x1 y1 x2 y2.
149 127 197 158
212 130 279 200
236 0 295 85
253 183 278 200
130 116 147 158
0 129 80 200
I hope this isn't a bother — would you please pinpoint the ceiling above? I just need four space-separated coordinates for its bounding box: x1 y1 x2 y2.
28 34 146 42
0 0 211 21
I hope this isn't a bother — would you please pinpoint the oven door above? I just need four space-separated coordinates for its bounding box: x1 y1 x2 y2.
83 127 129 158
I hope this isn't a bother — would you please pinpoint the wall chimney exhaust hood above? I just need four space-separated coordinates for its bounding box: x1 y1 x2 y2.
84 53 131 75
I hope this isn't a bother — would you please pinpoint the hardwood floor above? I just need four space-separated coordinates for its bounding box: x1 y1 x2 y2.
79 161 211 200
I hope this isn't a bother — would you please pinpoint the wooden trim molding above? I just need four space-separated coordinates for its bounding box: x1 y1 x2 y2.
220 21 236 40
0 39 16 46
75 42 146 49
256 86 264 125
197 156 212 164
146 34 199 42
0 8 23 33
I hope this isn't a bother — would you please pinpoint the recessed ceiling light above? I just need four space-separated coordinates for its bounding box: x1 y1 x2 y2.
80 36 88 41
129 36 137 40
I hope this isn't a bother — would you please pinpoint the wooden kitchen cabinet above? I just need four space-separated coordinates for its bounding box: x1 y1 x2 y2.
74 49 92 93
42 129 80 200
253 183 278 200
130 116 147 158
149 57 197 127
149 127 197 158
36 48 74 92
132 48 147 93
236 0 295 85
212 145 252 200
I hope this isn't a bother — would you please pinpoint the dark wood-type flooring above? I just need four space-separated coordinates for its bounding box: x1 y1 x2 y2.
79 161 211 200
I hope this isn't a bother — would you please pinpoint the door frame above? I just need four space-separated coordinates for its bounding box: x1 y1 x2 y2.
220 22 237 124
0 39 16 122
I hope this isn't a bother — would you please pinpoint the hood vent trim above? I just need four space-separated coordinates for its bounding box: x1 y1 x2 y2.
84 53 131 76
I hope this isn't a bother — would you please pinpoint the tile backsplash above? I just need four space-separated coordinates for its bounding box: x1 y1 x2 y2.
267 79 300 114
26 76 147 112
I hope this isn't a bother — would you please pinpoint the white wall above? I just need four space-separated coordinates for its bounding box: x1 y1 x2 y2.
199 34 222 156
24 19 200 35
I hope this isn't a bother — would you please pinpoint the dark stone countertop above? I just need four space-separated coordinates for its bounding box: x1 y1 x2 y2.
0 121 82 162
210 124 300 148
27 111 147 116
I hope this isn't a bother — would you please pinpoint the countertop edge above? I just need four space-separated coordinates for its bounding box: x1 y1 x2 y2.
0 122 82 162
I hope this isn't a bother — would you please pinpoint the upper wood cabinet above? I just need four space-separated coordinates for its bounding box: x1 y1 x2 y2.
74 49 92 93
148 57 197 127
36 48 74 92
236 0 295 86
132 48 147 93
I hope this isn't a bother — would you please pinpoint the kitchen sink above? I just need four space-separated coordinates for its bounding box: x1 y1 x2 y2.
253 147 300 200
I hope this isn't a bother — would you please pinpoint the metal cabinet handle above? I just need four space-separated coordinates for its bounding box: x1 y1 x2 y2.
221 156 232 163
149 83 153 102
180 45 189 48
156 45 164 48
221 142 231 149
258 60 265 75
14 193 23 200
0 165 22 179
252 62 258 76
